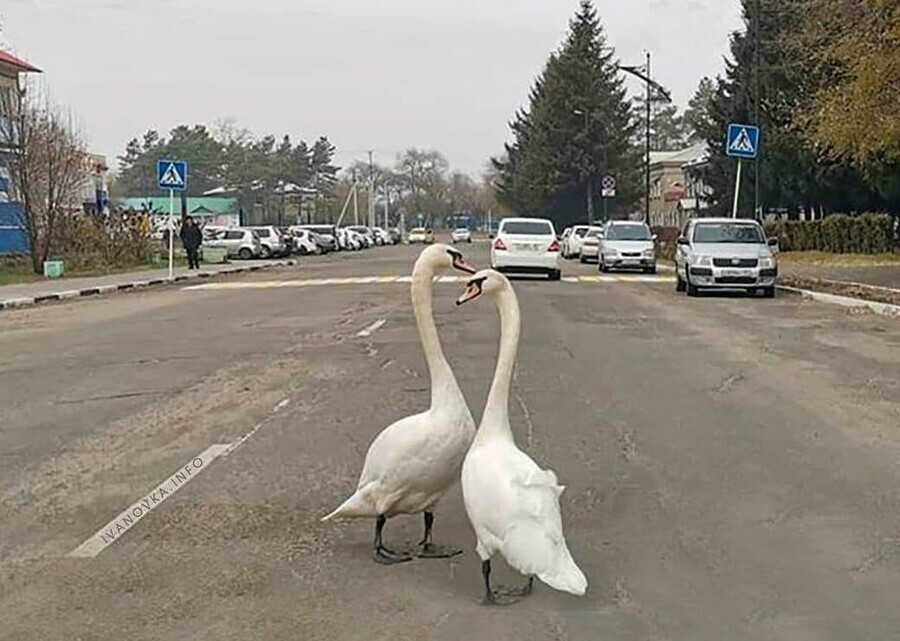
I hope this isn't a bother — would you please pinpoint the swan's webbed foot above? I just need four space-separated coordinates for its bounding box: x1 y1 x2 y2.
418 542 463 559
372 514 412 565
479 560 531 606
416 511 463 559
495 576 534 598
374 545 413 565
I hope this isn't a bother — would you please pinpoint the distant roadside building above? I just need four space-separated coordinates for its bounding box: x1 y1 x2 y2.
0 48 40 254
647 143 712 230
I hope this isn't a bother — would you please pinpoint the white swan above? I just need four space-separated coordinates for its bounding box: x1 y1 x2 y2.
456 269 587 604
322 244 477 564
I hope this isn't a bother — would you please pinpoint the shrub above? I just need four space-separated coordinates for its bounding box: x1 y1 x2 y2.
763 213 894 254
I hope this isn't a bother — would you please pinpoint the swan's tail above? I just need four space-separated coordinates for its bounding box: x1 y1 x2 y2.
320 484 377 522
537 546 588 596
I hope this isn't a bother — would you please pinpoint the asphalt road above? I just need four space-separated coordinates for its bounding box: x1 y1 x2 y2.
1 240 900 640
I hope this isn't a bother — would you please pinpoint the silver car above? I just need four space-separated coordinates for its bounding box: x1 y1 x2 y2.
599 221 656 273
675 217 779 297
204 227 261 259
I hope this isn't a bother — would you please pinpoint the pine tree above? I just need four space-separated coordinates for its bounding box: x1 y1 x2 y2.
494 1 640 227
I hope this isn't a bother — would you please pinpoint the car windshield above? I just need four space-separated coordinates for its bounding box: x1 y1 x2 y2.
454 228 468 233
693 223 764 244
575 228 588 237
410 228 425 233
585 228 602 238
502 221 553 235
606 225 651 241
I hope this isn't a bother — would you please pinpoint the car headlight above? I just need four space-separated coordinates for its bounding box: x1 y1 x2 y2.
605 247 618 256
642 248 655 257
690 255 712 267
759 256 776 269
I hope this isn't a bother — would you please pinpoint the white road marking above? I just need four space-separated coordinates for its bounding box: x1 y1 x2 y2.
357 319 387 337
183 274 675 291
67 443 231 558
69 396 293 558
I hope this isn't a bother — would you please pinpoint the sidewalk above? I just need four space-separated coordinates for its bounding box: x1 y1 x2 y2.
780 263 900 291
0 259 296 310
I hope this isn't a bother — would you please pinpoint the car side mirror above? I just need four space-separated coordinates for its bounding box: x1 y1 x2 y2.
652 234 658 241
677 237 690 246
767 237 780 251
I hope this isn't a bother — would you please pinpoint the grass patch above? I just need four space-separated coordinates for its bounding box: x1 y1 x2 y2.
779 251 900 266
0 257 186 287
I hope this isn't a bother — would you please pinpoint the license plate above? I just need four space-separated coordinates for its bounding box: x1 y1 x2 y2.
722 269 751 277
622 258 639 264
514 243 540 252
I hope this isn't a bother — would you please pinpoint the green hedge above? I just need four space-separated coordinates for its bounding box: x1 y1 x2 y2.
764 213 895 254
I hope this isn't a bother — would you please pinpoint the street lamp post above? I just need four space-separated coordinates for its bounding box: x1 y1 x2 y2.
573 108 595 226
618 52 672 226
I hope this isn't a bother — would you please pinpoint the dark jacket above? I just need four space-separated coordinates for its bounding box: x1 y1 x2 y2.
180 223 202 250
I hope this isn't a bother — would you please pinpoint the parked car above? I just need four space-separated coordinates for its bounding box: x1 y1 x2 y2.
674 217 779 297
204 227 261 259
346 226 376 247
287 227 321 255
408 227 428 244
599 221 656 273
346 228 369 249
424 229 435 244
451 227 472 244
335 228 357 251
387 228 402 244
490 217 561 281
247 226 290 258
578 226 604 263
296 224 339 252
562 225 590 259
372 227 390 246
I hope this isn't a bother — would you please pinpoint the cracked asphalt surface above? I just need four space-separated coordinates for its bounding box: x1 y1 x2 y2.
1 240 900 640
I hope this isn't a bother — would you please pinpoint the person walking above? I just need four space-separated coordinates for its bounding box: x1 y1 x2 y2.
180 216 203 270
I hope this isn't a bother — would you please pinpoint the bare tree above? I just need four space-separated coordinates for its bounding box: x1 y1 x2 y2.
2 84 87 273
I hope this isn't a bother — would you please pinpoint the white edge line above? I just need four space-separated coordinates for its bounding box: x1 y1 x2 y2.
779 286 900 317
67 443 231 558
357 318 387 338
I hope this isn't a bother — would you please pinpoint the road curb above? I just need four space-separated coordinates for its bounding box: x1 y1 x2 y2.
778 285 900 318
0 260 297 312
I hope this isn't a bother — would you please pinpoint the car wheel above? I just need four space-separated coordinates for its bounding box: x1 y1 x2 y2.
260 246 272 259
675 267 686 292
549 269 561 281
686 271 700 297
238 248 252 260
579 254 587 264
644 266 657 274
599 257 609 273
763 286 776 298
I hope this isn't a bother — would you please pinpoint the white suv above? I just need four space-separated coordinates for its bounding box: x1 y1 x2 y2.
490 217 561 281
675 218 779 297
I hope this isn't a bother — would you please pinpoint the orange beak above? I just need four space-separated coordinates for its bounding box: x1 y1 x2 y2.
456 282 482 306
452 255 477 274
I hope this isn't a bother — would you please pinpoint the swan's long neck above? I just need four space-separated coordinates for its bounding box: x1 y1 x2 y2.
411 258 459 410
478 284 521 442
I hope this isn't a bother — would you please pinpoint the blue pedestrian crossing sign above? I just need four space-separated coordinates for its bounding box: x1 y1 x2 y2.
726 124 760 159
157 159 188 191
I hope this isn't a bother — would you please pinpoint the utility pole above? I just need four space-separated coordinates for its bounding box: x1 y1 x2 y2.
753 0 761 220
367 150 375 228
574 108 594 225
383 182 389 229
645 51 651 226
619 54 672 227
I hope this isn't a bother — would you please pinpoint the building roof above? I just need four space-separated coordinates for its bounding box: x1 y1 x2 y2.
115 196 239 216
0 49 41 73
649 143 709 168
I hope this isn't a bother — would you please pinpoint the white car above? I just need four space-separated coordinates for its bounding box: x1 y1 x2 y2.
287 227 320 255
490 217 561 281
562 225 590 259
675 217 779 297
408 227 428 244
578 226 604 263
451 227 472 244
599 221 657 273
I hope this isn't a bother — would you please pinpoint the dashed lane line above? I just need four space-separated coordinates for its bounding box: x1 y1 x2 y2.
184 275 675 290
357 319 387 337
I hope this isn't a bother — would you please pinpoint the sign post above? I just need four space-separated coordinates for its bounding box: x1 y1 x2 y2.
725 124 759 219
600 175 616 222
157 160 188 279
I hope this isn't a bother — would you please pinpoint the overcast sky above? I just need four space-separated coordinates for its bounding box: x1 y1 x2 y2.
2 0 741 177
